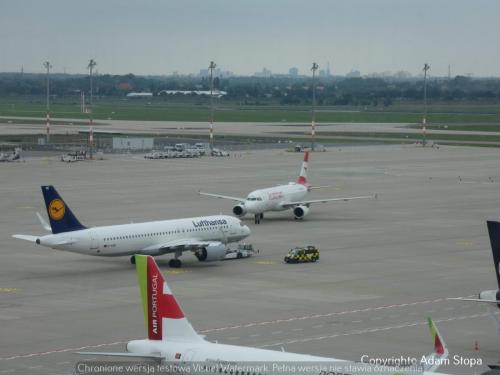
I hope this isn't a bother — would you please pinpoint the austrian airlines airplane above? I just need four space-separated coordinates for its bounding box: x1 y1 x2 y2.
200 152 374 224
13 186 250 267
78 255 451 375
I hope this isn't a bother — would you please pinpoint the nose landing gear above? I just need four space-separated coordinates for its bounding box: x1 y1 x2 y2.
254 213 264 224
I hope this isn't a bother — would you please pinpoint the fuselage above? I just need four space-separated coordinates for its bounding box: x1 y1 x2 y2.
126 339 447 375
36 215 250 256
243 183 308 214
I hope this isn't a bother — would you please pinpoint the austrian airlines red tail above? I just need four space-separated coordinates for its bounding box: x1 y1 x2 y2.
136 255 202 342
296 151 309 185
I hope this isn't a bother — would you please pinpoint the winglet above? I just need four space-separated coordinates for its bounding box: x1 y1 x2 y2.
421 318 449 372
428 317 445 355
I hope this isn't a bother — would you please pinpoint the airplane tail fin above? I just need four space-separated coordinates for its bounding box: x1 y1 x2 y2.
420 318 448 373
296 151 309 185
135 255 202 342
487 220 500 289
41 185 86 234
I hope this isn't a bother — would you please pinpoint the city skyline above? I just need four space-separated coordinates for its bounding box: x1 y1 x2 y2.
1 0 500 77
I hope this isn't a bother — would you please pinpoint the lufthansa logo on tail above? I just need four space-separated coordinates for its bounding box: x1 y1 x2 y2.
48 199 65 220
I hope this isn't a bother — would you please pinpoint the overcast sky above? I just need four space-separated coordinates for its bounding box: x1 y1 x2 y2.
1 0 499 77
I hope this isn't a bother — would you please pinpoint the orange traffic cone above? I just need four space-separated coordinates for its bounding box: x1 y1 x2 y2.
474 340 479 351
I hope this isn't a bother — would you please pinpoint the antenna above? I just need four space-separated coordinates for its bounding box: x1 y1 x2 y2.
209 61 216 151
43 61 52 144
87 59 97 159
310 62 319 151
422 63 430 147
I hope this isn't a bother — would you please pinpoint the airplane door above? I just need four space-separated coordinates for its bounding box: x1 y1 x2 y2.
90 231 100 251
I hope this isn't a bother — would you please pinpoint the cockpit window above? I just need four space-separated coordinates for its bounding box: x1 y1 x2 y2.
246 197 262 201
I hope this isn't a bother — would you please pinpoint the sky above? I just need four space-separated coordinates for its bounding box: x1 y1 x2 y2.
1 0 500 77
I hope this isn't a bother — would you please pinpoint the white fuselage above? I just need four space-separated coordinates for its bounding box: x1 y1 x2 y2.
243 183 307 214
125 339 447 375
36 215 250 256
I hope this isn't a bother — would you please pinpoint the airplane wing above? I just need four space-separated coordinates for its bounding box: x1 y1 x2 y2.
12 234 38 242
76 351 163 359
282 195 375 208
455 298 500 304
140 238 224 254
199 191 245 203
451 298 500 331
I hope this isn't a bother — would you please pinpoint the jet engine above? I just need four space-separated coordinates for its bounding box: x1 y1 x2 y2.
232 203 247 217
479 290 500 308
293 205 310 219
196 243 226 262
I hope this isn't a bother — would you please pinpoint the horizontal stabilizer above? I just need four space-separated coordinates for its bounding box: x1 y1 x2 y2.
12 234 38 242
76 351 163 359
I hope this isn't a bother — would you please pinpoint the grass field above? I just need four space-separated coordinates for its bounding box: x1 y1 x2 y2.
1 98 500 124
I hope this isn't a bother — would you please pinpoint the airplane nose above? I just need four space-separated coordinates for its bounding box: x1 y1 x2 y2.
245 202 257 214
243 225 251 236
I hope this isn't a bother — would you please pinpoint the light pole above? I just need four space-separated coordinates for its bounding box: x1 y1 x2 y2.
209 61 216 151
422 63 430 147
43 61 52 143
87 59 97 158
311 62 319 151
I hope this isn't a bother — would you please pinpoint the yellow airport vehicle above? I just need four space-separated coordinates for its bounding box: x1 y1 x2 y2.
284 245 319 263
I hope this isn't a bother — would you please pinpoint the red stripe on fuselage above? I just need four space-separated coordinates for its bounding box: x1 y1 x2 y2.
147 257 184 340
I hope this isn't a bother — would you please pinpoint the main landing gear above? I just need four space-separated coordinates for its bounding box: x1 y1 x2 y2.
169 250 183 268
254 213 264 224
169 258 182 268
130 254 182 268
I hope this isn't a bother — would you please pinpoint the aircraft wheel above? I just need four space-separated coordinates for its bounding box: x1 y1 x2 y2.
169 258 182 268
130 255 136 265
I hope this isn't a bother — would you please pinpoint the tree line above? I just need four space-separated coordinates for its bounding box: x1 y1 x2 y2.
1 72 500 106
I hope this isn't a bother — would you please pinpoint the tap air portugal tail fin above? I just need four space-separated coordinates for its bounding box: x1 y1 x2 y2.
135 255 203 342
296 151 309 185
41 185 86 234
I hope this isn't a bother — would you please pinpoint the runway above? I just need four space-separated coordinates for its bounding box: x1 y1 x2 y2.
1 145 499 374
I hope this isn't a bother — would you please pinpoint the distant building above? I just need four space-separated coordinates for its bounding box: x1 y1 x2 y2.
112 137 153 151
346 70 361 78
289 67 299 77
254 68 272 78
126 92 153 98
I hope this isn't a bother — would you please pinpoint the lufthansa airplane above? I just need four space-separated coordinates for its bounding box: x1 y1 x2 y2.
13 186 251 267
454 220 500 331
200 151 375 224
78 255 451 375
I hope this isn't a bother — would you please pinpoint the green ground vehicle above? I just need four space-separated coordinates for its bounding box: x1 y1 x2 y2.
284 246 319 263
